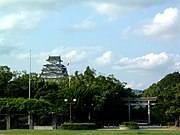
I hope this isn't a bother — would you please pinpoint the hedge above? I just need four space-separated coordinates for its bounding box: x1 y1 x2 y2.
121 121 139 129
61 123 97 130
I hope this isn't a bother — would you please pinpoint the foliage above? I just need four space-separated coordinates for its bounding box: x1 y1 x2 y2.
143 72 180 125
121 121 139 129
61 122 97 130
0 98 52 114
66 67 133 124
0 66 13 97
0 65 134 125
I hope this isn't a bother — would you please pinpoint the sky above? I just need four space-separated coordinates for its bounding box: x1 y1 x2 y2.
0 0 180 90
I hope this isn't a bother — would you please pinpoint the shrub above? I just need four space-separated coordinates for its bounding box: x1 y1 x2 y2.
121 121 139 129
61 123 97 130
167 122 174 127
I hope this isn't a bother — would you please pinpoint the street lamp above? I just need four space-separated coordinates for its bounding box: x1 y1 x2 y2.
84 103 94 122
64 99 76 122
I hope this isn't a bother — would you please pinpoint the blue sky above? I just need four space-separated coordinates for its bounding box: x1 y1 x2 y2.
0 0 180 90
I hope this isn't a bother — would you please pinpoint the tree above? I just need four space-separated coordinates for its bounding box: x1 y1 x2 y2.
0 66 13 97
92 74 132 124
0 65 136 125
144 72 180 125
6 71 29 98
64 67 133 124
5 71 40 98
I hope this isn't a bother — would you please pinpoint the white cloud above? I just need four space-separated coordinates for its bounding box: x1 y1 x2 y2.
0 44 20 55
13 46 100 69
142 7 180 38
0 36 23 55
14 48 63 66
87 0 180 21
0 10 43 32
65 50 86 63
23 47 88 67
89 2 123 21
65 50 77 58
29 46 101 73
122 7 180 41
1 0 179 18
0 0 71 10
1 0 178 11
121 26 132 39
1 1 179 31
16 53 29 60
72 19 97 31
126 81 144 89
114 52 180 73
95 51 112 66
172 56 180 70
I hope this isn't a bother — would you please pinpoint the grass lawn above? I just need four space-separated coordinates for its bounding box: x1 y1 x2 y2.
0 129 180 135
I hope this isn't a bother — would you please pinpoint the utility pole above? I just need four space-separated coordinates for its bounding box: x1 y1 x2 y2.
28 49 33 129
29 49 31 99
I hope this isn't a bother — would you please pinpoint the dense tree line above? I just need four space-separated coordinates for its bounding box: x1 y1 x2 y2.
143 72 180 126
1 65 179 126
0 65 134 125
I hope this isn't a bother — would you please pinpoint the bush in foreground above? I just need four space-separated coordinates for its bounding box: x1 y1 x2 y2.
61 123 97 130
120 121 139 129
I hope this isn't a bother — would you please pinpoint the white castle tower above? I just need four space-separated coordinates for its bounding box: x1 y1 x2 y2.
40 55 68 80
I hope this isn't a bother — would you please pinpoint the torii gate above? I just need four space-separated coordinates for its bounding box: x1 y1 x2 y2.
122 97 157 124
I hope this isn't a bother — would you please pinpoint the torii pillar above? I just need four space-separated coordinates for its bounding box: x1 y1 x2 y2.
6 114 11 130
125 97 156 124
148 100 151 124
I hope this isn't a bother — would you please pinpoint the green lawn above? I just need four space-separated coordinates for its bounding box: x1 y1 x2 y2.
0 130 179 135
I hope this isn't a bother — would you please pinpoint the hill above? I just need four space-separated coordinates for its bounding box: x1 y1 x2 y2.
143 72 180 97
143 72 180 125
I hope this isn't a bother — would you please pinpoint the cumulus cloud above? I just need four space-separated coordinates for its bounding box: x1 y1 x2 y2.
13 46 100 68
114 52 180 73
95 51 112 66
28 47 89 66
0 10 43 32
87 0 179 21
65 50 86 63
122 7 180 41
142 7 180 39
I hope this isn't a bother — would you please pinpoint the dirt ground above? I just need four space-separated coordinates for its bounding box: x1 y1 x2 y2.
167 126 180 130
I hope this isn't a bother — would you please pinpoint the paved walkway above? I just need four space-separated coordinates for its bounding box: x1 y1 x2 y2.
98 125 178 130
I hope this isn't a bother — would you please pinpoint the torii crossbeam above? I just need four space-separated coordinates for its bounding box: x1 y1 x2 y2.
122 97 157 124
